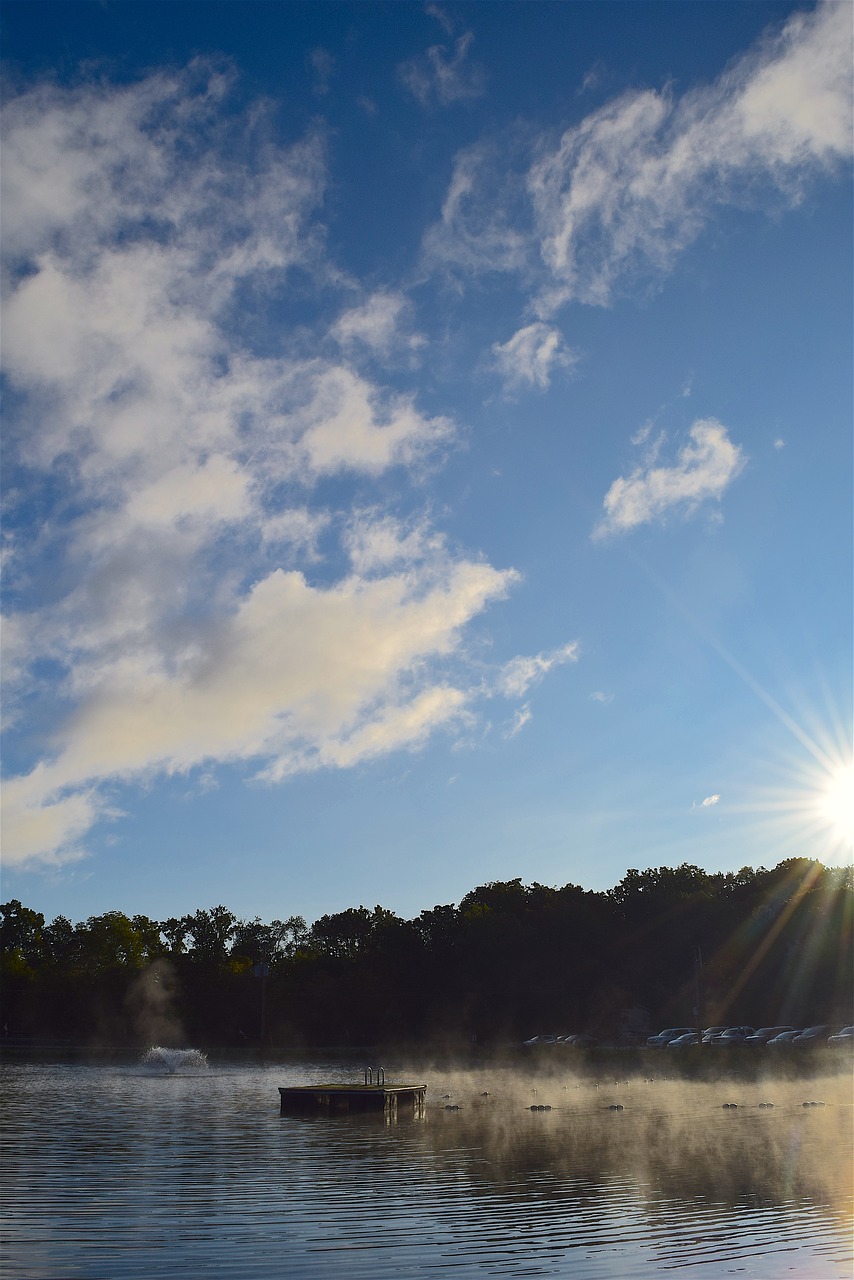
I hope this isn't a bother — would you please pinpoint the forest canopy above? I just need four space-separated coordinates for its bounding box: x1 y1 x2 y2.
2 859 851 1049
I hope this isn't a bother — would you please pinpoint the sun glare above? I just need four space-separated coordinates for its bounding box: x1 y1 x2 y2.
814 759 854 853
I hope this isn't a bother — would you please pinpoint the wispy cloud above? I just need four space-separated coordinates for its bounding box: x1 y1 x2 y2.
498 642 581 699
593 419 746 540
331 290 425 361
492 322 577 392
505 704 532 738
425 2 852 309
398 31 486 107
308 47 335 96
694 793 721 809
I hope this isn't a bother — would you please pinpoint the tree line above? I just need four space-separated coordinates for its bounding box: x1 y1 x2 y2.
2 858 851 1050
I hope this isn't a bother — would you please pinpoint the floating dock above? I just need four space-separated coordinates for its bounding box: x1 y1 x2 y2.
279 1069 427 1119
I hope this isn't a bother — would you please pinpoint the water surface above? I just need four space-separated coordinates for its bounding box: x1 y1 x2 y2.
2 1058 852 1278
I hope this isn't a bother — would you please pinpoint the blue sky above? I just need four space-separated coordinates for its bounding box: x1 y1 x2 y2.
1 0 851 928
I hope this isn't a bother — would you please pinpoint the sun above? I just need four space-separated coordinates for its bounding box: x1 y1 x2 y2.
813 759 854 853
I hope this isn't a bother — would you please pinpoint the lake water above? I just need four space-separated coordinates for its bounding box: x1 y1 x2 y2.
2 1056 852 1278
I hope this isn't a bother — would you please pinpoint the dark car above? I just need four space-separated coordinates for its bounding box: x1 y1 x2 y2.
666 1031 700 1048
744 1026 795 1046
792 1025 830 1046
647 1027 696 1047
715 1026 756 1046
828 1026 854 1047
561 1033 598 1048
767 1030 802 1046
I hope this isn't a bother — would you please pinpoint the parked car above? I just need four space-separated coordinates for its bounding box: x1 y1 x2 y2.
828 1026 854 1047
701 1026 728 1043
667 1031 700 1048
792 1025 830 1046
714 1026 756 1046
522 1034 557 1046
744 1026 795 1046
647 1027 696 1047
767 1030 802 1046
562 1033 598 1048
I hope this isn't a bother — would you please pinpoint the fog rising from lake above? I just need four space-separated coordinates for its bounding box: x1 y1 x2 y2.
2 1056 851 1278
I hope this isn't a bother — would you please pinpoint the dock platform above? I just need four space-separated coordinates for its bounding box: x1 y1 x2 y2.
279 1075 427 1119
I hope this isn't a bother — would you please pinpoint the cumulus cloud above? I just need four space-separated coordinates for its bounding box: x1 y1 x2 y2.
593 419 746 539
398 31 486 107
492 322 577 391
498 642 581 699
0 62 528 869
425 2 852 309
694 794 721 810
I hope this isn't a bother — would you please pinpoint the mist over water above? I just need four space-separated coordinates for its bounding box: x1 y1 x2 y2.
126 959 187 1047
2 1055 851 1279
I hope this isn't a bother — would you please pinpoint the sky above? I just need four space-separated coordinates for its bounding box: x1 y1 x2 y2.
1 0 851 930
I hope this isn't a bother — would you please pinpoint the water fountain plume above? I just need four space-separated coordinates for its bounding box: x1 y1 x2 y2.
141 1046 208 1072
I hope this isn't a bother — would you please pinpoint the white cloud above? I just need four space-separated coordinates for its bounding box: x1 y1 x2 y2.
286 364 453 477
398 32 486 107
0 63 533 870
261 508 329 559
498 641 581 698
422 140 531 277
694 794 721 810
343 513 448 575
492 322 577 391
593 419 746 539
505 703 532 738
425 2 852 309
331 291 425 359
531 1 853 311
3 557 517 865
590 690 614 704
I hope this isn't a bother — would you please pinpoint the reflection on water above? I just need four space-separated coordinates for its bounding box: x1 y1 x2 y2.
2 1058 852 1278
